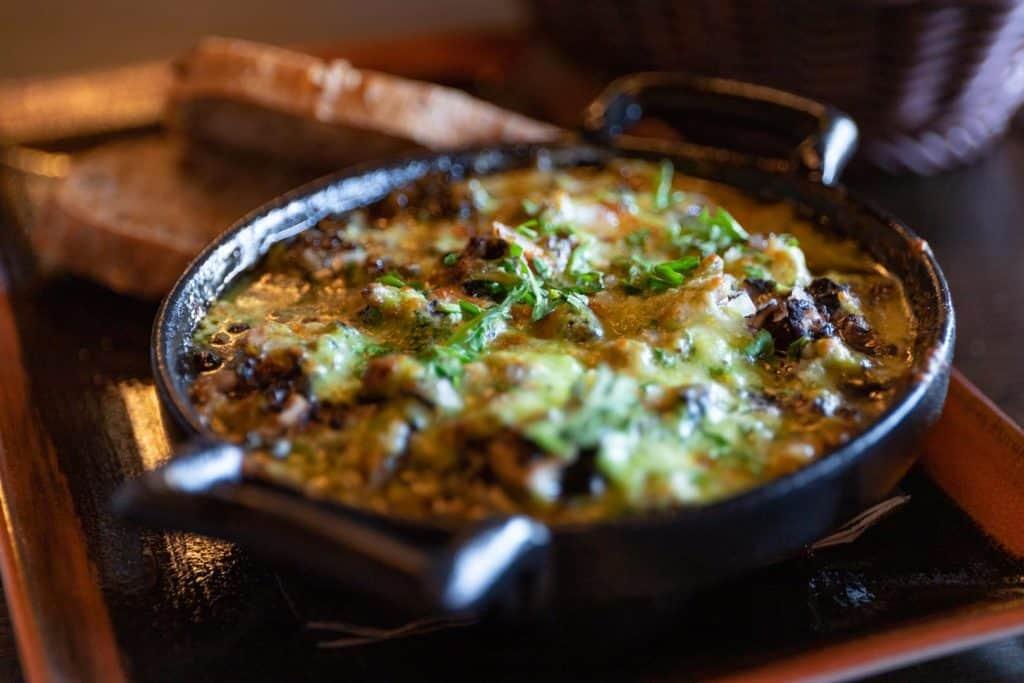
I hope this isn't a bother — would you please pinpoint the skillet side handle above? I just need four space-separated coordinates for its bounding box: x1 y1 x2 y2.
582 72 858 186
112 439 552 615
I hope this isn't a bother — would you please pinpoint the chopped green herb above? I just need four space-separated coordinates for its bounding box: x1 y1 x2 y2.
379 273 406 287
434 301 461 315
567 244 590 275
653 348 678 368
745 329 775 361
468 179 495 213
654 160 674 212
427 284 529 377
532 257 551 279
364 342 394 357
522 198 541 216
525 274 552 322
787 336 811 359
538 220 575 237
702 428 730 452
565 242 606 293
564 291 590 312
626 228 650 248
515 220 540 240
672 206 750 255
501 247 551 321
464 279 509 299
745 264 769 281
651 263 684 287
780 233 800 247
661 256 701 272
458 300 481 316
645 256 701 292
445 294 516 355
442 252 459 267
699 206 749 243
620 255 651 293
574 271 605 294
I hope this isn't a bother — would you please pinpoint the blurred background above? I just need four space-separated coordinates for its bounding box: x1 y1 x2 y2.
0 0 520 77
7 0 1024 174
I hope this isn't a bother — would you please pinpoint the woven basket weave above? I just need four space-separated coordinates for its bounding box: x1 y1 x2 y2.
529 0 1024 174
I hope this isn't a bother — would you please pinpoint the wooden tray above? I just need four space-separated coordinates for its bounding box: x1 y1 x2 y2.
2 31 1024 682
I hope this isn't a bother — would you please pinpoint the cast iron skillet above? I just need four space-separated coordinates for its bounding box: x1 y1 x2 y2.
115 74 955 617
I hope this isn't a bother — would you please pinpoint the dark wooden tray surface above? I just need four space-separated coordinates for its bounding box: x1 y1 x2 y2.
2 32 1024 682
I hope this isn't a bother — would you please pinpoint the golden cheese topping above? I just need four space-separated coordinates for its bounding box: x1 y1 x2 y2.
189 160 915 524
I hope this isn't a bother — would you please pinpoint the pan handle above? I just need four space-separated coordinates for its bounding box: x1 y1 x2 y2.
113 439 551 615
582 72 858 186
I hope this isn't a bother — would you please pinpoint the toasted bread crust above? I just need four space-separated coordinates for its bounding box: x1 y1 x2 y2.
168 37 562 160
34 38 564 299
176 98 413 169
33 136 315 298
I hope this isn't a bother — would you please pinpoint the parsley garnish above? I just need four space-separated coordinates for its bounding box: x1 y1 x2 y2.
364 342 394 357
463 279 509 299
425 284 529 379
744 329 775 361
787 336 811 359
515 219 540 240
458 300 481 316
653 348 678 368
434 301 461 315
442 252 459 267
573 271 605 293
566 242 605 293
626 228 650 248
564 291 590 312
651 263 686 288
522 198 541 216
468 179 496 213
446 286 524 354
500 244 551 321
532 257 552 280
696 206 749 243
567 243 590 274
654 160 674 212
624 255 700 293
745 264 769 281
669 206 750 255
379 273 406 287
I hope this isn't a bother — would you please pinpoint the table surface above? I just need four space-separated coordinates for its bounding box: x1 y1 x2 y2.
2 121 1024 683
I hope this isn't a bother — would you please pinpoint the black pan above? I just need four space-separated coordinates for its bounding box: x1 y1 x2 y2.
114 74 955 617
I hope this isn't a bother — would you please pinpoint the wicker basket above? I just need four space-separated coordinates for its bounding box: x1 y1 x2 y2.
529 0 1024 174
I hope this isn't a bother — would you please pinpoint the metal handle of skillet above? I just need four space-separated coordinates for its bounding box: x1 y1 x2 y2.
113 439 551 615
582 72 858 186
117 72 863 617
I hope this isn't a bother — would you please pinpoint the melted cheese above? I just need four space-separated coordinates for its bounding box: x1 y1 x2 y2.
190 160 915 524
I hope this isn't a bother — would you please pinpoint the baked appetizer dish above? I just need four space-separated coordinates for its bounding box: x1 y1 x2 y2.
189 159 915 523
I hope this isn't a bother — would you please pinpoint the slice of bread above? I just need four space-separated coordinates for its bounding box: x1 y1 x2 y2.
29 37 565 299
32 136 316 298
168 37 563 166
